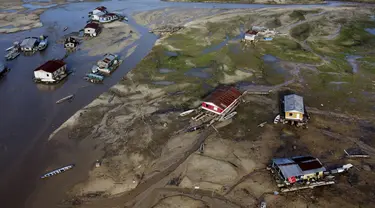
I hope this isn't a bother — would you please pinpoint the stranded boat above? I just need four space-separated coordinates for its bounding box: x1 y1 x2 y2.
40 164 75 179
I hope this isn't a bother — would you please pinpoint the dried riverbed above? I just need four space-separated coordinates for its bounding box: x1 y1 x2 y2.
1 1 375 208
42 3 375 208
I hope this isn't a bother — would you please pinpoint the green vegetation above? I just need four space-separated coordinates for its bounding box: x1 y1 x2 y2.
259 37 320 63
289 10 307 21
290 22 310 40
130 9 375 116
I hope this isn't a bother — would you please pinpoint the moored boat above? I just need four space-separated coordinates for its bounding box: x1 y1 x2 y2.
84 73 104 83
56 94 74 104
40 164 75 179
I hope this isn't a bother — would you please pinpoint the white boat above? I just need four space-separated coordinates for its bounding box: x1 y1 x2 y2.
274 114 280 124
40 164 74 179
179 109 194 116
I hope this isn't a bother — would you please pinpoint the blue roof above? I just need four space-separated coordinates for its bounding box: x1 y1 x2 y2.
272 156 326 179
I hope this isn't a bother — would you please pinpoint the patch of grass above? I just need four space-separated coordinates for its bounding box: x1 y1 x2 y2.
259 37 320 63
317 58 352 73
291 23 311 41
289 10 307 21
335 20 375 48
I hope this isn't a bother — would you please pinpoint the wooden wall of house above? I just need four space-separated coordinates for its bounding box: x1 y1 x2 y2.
285 111 304 121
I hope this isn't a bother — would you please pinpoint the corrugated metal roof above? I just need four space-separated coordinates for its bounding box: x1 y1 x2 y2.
278 164 303 179
284 94 304 113
273 156 326 179
34 60 65 73
95 6 107 11
245 30 258 35
20 38 37 48
85 22 100 29
204 86 241 110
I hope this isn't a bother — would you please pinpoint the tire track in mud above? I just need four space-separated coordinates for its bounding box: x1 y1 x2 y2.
80 128 215 208
149 187 246 208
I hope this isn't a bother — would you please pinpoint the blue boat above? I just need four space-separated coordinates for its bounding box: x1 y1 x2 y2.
84 73 104 83
264 37 273 41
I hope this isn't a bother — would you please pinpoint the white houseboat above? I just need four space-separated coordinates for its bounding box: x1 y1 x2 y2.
34 60 68 84
88 6 108 21
99 13 119 23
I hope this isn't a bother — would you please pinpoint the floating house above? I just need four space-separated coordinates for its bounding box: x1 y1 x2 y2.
284 94 304 122
243 30 258 42
271 156 326 185
89 6 108 21
201 86 242 115
84 22 101 37
64 37 79 49
33 60 68 84
19 36 48 52
99 13 119 23
91 53 120 74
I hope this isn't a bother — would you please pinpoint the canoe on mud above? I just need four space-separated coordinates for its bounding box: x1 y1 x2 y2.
40 164 75 179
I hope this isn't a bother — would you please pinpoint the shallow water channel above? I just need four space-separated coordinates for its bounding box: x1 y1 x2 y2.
0 0 356 207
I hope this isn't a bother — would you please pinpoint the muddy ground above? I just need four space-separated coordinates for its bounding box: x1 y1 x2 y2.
47 5 375 208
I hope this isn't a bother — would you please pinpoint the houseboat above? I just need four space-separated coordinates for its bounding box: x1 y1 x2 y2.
269 156 353 192
64 37 79 49
19 35 48 52
243 30 258 42
84 22 101 37
33 60 68 84
278 93 310 127
201 86 242 116
88 6 108 21
99 13 119 23
0 62 9 78
91 54 121 74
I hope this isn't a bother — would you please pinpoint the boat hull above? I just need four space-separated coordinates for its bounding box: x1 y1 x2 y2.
40 164 75 179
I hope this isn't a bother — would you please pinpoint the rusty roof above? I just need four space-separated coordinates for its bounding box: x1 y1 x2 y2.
245 30 258 35
85 22 100 29
95 6 107 11
204 86 241 109
34 60 65 73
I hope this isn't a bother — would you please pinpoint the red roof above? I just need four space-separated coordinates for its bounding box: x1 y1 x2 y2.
204 86 241 109
245 30 258 35
34 60 66 73
85 22 100 29
95 6 107 11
